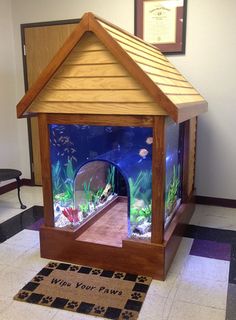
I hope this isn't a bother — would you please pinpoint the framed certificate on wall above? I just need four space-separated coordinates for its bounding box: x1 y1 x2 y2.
135 0 187 54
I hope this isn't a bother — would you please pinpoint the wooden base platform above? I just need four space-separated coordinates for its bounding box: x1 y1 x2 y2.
40 200 195 280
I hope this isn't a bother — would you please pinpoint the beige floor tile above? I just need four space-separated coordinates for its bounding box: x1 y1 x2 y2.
175 276 228 309
0 265 37 298
182 255 230 282
0 243 29 265
191 205 236 230
0 186 43 223
4 230 40 249
51 308 103 320
168 300 226 320
0 296 13 313
13 245 50 272
1 300 57 320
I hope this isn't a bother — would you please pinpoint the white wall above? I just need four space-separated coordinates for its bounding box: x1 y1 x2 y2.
0 0 21 171
169 0 236 199
4 0 236 199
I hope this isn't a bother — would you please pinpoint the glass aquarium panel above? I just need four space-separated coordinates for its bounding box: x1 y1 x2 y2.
74 161 116 226
49 124 152 240
165 118 182 227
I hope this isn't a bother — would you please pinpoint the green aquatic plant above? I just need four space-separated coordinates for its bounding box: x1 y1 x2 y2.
91 187 103 208
130 202 152 224
63 158 76 201
128 170 152 206
83 177 93 203
79 203 90 216
128 171 144 205
128 170 152 227
165 164 180 213
52 161 63 197
106 165 115 193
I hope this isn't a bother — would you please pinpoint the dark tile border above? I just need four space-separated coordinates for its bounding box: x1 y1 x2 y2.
0 206 43 243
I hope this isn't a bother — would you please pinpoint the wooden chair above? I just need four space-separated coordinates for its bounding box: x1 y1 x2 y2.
0 169 27 209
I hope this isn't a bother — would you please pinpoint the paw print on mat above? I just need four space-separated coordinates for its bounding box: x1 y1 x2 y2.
94 306 106 314
121 310 134 320
47 262 58 268
131 292 142 300
67 301 79 309
33 275 44 282
41 296 53 304
69 265 80 272
113 272 125 279
91 269 102 275
18 291 29 300
137 276 148 283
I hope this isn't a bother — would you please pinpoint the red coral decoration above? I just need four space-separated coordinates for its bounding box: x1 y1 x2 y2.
62 207 79 224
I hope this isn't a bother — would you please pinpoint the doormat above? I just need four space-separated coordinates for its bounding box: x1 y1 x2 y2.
14 261 152 320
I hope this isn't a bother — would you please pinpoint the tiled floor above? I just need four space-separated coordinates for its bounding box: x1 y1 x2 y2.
0 187 235 319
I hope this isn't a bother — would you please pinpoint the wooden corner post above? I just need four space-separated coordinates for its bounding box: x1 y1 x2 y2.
151 116 166 244
38 113 54 227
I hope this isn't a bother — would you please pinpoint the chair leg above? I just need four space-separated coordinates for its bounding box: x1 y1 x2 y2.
16 177 27 209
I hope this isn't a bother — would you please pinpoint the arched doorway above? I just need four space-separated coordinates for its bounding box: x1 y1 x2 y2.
74 160 129 246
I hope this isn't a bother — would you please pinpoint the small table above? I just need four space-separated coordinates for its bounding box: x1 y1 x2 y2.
0 169 27 209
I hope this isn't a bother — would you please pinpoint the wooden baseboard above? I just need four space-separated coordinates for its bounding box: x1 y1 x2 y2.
0 178 33 195
196 195 236 208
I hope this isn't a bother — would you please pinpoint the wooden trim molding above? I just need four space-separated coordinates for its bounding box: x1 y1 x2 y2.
196 196 236 208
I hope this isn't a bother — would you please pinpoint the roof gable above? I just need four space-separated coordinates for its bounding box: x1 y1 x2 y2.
29 32 167 116
17 12 207 123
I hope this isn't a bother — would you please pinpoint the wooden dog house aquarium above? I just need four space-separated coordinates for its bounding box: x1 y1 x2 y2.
17 13 207 280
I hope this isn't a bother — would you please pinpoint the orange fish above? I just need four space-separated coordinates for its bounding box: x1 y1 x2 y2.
146 137 153 144
139 148 149 158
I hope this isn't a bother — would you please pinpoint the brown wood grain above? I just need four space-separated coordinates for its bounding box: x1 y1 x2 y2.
77 198 128 247
38 114 54 226
151 116 165 244
37 88 155 103
40 225 165 279
29 101 167 116
47 77 141 90
46 114 154 127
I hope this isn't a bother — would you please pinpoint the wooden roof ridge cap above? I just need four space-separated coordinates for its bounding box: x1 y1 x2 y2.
88 13 178 121
16 12 90 118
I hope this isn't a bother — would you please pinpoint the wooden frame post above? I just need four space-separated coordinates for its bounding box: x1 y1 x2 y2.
38 113 54 227
151 116 166 243
181 120 189 203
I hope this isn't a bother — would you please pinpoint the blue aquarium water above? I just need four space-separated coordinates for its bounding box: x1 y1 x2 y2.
164 119 182 226
49 124 153 239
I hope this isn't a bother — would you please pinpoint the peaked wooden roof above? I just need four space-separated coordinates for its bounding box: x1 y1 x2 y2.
17 12 207 123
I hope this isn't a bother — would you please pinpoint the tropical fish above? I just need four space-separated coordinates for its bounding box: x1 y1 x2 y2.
105 126 113 133
146 137 153 145
139 148 149 159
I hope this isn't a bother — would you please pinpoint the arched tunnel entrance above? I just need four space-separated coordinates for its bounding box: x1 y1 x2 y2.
74 160 130 246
